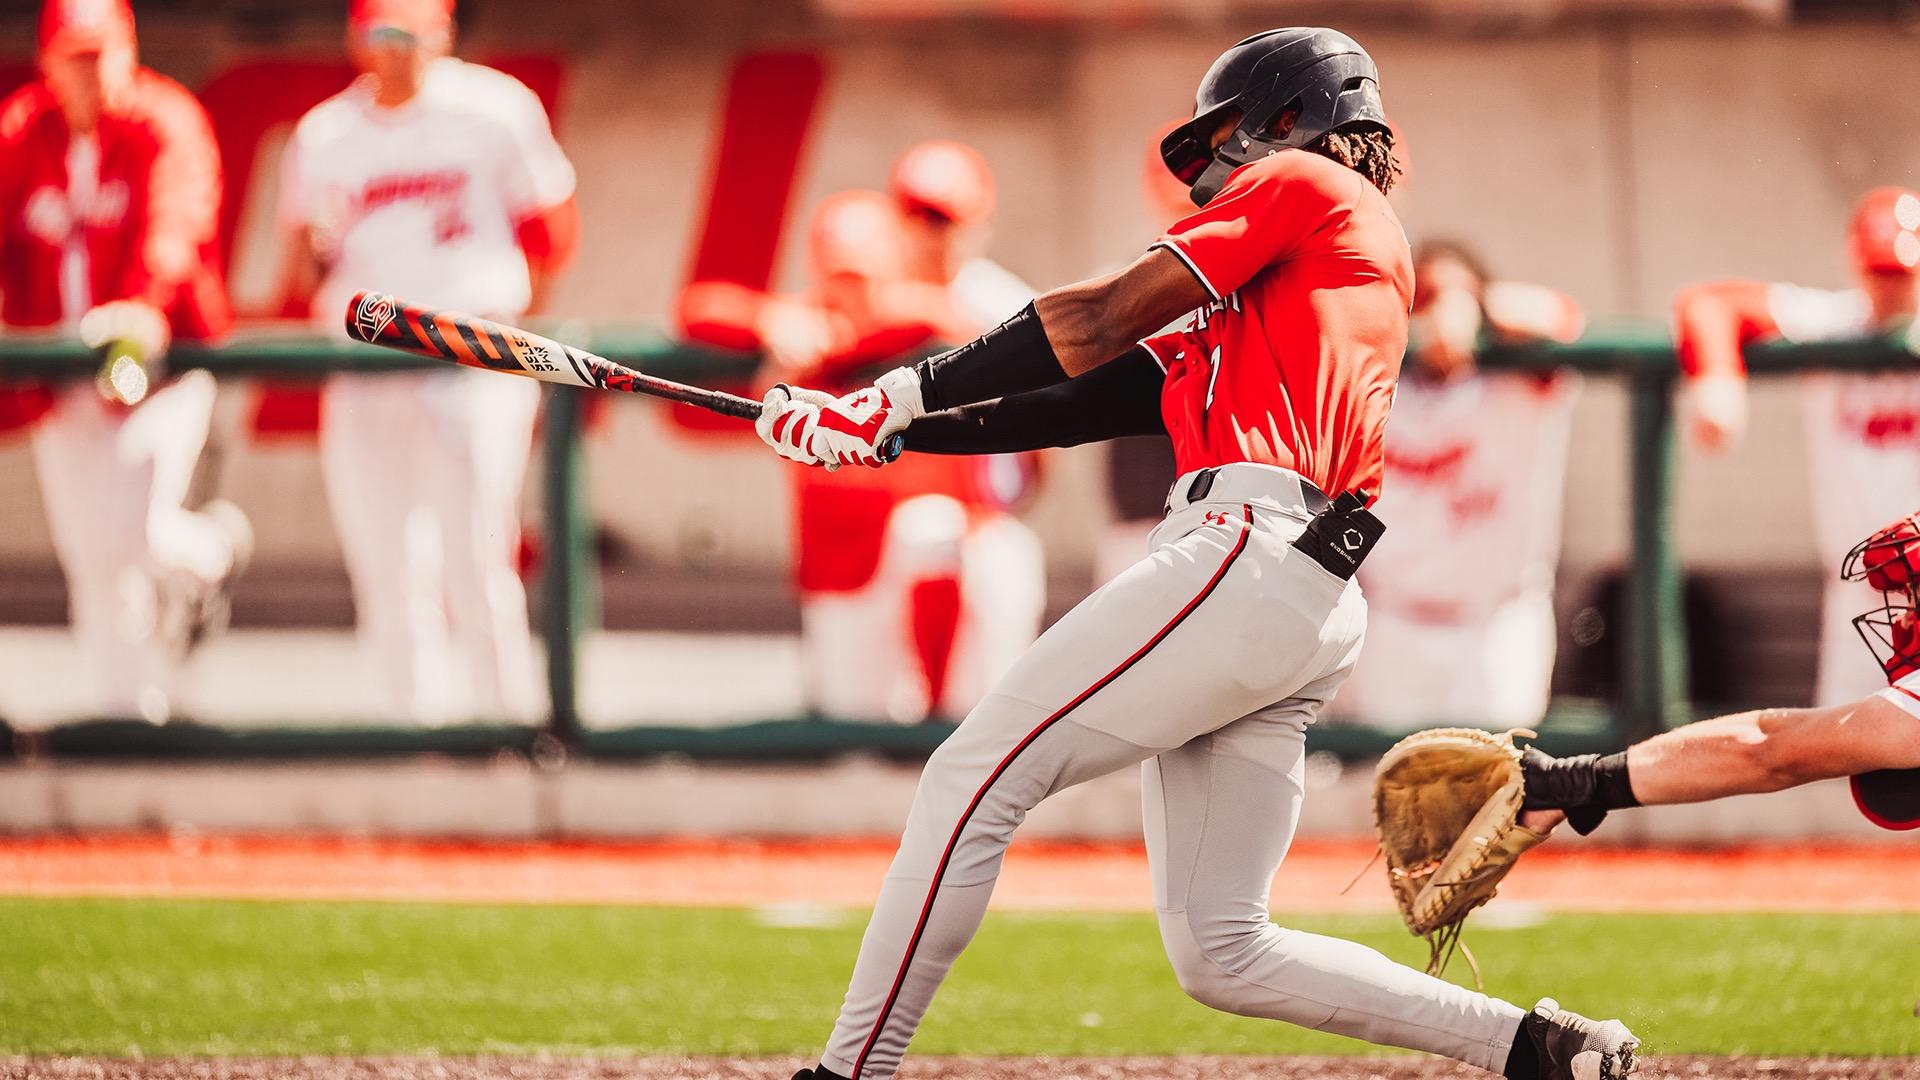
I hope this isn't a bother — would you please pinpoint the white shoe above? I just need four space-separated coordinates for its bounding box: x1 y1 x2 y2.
1524 997 1639 1080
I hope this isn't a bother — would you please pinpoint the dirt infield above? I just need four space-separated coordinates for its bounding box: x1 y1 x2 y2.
2 833 1917 912
8 1058 1920 1080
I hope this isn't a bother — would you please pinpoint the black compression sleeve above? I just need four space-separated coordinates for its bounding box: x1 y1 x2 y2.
913 302 1068 413
907 346 1166 455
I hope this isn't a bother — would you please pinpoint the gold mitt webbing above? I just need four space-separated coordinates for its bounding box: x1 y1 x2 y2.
1371 727 1548 986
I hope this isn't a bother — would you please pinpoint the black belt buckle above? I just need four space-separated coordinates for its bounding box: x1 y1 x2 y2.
1290 489 1385 581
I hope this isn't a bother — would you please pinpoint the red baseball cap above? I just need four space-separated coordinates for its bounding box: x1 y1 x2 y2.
38 0 135 63
349 0 454 37
1850 186 1920 275
890 140 995 227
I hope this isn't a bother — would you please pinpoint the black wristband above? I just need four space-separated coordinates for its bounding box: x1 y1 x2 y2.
907 346 1167 455
914 302 1068 414
1591 751 1639 809
1520 747 1638 837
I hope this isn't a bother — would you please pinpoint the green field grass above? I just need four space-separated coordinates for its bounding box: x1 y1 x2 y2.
3 897 1917 1058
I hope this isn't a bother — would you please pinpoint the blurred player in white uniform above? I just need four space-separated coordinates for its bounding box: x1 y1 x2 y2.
1337 243 1584 729
1675 187 1920 706
3 0 247 723
276 0 578 724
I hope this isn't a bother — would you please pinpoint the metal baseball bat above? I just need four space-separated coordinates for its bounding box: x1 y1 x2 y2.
343 290 905 460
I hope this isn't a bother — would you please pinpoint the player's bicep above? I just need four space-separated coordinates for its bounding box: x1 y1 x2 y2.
1035 248 1208 376
1102 247 1213 339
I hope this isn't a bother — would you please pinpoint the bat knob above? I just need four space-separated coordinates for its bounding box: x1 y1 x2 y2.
879 431 907 463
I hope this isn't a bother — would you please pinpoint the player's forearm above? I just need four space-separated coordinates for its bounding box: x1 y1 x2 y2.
900 247 1207 414
1672 280 1775 380
1625 708 1853 804
138 104 223 305
1634 695 1920 804
908 346 1167 454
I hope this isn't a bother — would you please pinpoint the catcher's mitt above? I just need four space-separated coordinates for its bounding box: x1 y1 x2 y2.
1372 727 1548 985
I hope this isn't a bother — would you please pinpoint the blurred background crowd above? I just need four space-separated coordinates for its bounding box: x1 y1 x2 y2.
2 0 1919 738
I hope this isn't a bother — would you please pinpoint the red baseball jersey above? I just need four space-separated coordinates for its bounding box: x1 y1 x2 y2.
0 69 230 336
1140 149 1412 501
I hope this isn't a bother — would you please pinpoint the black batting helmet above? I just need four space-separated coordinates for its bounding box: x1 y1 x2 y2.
1160 27 1388 207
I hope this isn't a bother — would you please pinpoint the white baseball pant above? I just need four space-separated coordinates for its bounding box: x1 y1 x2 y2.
320 368 542 725
819 463 1526 1079
31 371 238 721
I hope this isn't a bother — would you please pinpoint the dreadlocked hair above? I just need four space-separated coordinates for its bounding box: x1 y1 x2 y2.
1306 126 1402 195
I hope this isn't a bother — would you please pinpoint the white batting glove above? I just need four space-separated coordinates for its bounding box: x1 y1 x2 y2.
873 366 927 426
808 384 908 469
757 384 839 468
756 376 918 471
81 300 170 406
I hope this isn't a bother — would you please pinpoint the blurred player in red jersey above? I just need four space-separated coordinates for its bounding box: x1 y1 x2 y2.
274 0 578 725
1521 507 1920 835
884 143 1045 719
1 0 248 722
762 28 1635 1080
1337 241 1585 729
1674 187 1920 706
681 186 1043 722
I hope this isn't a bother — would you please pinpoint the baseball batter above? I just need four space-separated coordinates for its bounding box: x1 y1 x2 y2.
4 0 247 723
1521 507 1920 835
1338 242 1585 729
276 0 577 724
1674 186 1920 706
758 29 1636 1080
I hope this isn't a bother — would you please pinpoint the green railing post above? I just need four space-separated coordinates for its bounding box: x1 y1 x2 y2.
539 385 592 750
1623 364 1687 741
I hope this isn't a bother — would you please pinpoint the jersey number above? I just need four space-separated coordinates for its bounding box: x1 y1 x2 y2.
1203 344 1223 416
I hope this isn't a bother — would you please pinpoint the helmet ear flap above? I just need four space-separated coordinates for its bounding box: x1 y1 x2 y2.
1159 100 1244 187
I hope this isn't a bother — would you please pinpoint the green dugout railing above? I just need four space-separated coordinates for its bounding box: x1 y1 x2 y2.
1 324 1913 762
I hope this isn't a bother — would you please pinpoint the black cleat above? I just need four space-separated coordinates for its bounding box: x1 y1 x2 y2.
1524 997 1639 1080
791 1069 850 1080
